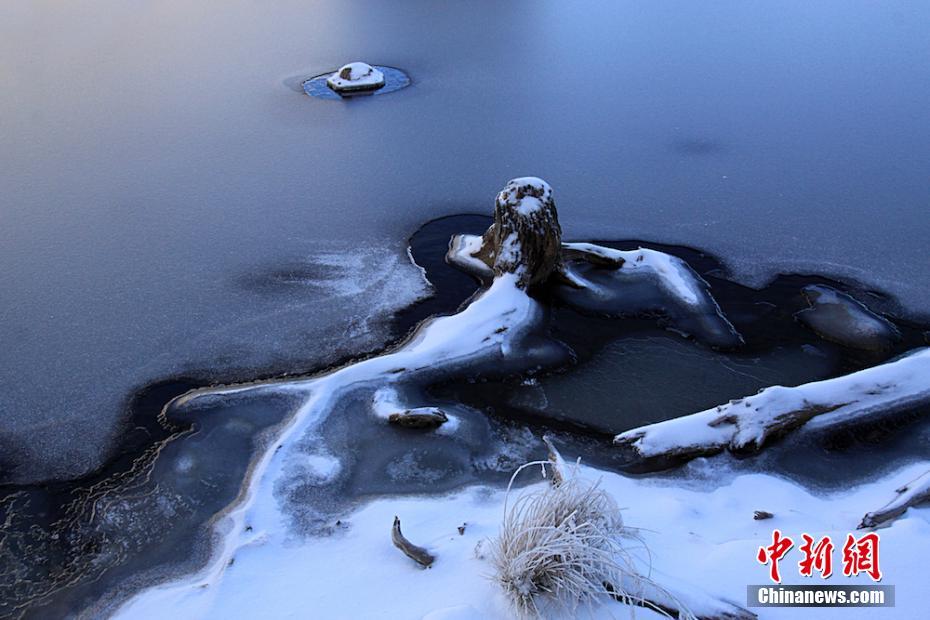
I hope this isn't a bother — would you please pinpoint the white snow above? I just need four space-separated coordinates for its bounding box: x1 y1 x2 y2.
326 62 386 91
563 242 705 306
614 347 930 458
113 274 542 614
446 233 493 279
116 459 930 619
498 177 553 217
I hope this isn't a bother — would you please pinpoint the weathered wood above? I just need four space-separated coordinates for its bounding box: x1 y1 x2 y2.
614 348 930 470
542 434 566 486
469 178 563 289
606 576 757 620
392 516 435 568
859 469 930 529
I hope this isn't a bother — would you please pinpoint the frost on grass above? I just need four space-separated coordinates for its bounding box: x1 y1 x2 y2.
489 445 694 619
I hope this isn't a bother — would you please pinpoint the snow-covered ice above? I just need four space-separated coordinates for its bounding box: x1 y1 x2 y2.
115 459 930 619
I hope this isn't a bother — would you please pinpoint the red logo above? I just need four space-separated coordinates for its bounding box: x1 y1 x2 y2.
798 534 834 578
842 532 882 581
756 529 794 583
757 531 881 583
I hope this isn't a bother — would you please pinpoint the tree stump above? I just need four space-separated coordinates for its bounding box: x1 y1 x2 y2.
470 177 563 289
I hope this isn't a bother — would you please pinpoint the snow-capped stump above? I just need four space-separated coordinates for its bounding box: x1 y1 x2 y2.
446 181 741 347
449 178 562 289
614 347 930 469
859 469 930 529
326 62 385 94
796 285 901 352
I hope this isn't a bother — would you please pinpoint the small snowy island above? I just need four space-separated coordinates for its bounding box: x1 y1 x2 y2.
326 61 386 94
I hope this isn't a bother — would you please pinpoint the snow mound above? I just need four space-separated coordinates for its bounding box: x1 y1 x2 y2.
326 62 386 93
558 242 743 349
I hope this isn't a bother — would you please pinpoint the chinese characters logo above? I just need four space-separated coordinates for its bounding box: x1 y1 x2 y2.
757 530 882 583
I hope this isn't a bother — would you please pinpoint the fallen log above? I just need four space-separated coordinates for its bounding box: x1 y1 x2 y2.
859 469 930 529
392 516 435 568
614 348 930 467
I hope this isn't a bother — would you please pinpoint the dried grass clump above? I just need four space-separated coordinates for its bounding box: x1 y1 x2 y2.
489 444 695 619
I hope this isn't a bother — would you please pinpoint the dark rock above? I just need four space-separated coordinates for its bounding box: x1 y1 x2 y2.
388 407 448 429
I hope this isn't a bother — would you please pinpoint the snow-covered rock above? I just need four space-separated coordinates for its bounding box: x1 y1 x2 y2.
796 284 901 351
326 62 385 94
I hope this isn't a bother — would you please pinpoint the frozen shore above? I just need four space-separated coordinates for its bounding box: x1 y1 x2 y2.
116 459 930 619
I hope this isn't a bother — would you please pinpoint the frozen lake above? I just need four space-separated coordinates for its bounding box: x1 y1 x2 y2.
2 0 929 495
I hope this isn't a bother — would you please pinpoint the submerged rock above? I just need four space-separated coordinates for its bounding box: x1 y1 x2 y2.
454 177 562 289
388 407 449 429
326 62 385 94
796 285 901 351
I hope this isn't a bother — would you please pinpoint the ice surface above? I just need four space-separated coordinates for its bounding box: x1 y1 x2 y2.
534 335 836 433
3 1 930 484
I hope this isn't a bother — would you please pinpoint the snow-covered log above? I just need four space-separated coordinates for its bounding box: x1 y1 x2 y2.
555 243 743 348
449 231 742 347
610 573 756 620
614 348 930 465
388 407 448 429
859 469 930 529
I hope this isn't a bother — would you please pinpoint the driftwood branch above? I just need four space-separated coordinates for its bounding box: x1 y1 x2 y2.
614 348 930 469
542 434 567 486
392 516 435 568
608 573 756 620
859 469 930 529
